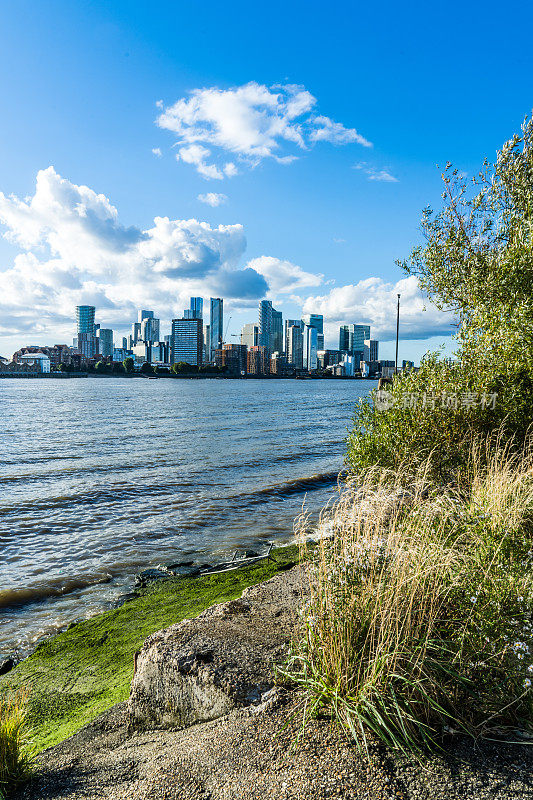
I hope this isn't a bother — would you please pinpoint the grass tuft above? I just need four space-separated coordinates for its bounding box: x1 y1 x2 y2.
0 690 34 799
281 444 533 755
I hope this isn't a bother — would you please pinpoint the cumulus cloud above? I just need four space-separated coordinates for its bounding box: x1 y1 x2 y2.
0 167 299 342
156 82 371 179
302 276 454 341
354 163 398 183
152 147 162 157
198 192 228 207
246 256 323 295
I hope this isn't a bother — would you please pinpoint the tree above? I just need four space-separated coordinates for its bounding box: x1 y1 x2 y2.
347 113 533 480
123 357 134 373
94 360 107 373
140 361 154 375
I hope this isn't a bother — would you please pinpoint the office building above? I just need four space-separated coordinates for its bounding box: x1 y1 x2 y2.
122 336 128 350
272 308 283 354
241 323 259 349
363 339 379 362
247 345 269 376
317 349 342 370
138 309 154 324
285 319 303 355
141 316 160 343
203 324 210 362
303 324 318 371
342 354 357 376
171 318 203 366
339 324 371 359
76 305 95 334
302 313 324 350
258 300 272 351
286 324 304 369
130 322 142 347
210 298 223 358
188 297 203 320
96 328 114 358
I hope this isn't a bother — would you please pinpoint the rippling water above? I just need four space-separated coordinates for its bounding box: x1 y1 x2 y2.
0 377 374 660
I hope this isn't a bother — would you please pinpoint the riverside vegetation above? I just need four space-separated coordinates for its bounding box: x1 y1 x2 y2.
283 114 533 753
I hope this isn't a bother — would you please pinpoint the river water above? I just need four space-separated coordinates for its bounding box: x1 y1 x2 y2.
0 377 374 661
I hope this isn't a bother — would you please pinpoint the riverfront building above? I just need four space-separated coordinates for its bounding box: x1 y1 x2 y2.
303 324 318 371
286 324 304 369
241 323 259 349
302 313 324 351
339 324 370 360
210 298 223 359
258 300 272 352
171 318 203 366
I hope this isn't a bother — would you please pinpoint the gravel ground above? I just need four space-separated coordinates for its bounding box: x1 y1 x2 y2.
13 693 533 800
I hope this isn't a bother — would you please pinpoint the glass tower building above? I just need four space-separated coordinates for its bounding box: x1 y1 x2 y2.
210 298 223 358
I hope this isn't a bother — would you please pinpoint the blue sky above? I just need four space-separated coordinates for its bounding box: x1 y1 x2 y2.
0 0 531 361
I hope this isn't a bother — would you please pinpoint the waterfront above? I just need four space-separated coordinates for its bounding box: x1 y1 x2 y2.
0 377 375 661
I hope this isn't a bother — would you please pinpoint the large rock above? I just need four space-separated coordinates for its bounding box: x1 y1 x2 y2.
128 564 306 731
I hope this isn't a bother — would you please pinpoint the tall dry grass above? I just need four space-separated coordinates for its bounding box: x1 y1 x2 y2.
282 446 533 754
0 690 34 799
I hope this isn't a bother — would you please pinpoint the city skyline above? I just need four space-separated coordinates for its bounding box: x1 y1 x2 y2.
1 1 530 361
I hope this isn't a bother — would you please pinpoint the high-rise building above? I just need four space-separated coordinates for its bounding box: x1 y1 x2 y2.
285 319 303 355
138 310 154 324
259 300 272 351
171 318 203 366
364 339 379 362
339 324 371 358
131 322 142 346
76 305 95 334
286 324 304 369
141 316 160 343
210 298 223 357
75 305 97 358
271 309 283 354
203 324 211 362
302 313 324 350
122 336 128 350
241 323 259 349
247 345 269 376
189 297 203 319
303 324 318 371
97 328 114 358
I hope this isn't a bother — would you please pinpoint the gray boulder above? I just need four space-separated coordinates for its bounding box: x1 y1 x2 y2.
128 564 306 731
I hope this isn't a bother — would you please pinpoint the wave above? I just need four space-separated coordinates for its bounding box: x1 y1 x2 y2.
0 573 114 611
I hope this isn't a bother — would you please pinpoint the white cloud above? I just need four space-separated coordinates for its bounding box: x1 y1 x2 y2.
156 82 371 179
0 168 335 348
310 116 371 147
152 147 162 157
0 167 276 342
198 192 228 207
354 163 398 183
246 256 323 296
302 276 454 341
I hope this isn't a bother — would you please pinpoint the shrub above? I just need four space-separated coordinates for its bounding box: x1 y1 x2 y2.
0 691 34 798
282 444 533 754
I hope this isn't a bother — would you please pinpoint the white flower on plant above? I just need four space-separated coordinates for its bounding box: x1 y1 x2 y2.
528 665 533 673
524 678 531 689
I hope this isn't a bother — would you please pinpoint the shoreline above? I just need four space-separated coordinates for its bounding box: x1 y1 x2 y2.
0 543 302 753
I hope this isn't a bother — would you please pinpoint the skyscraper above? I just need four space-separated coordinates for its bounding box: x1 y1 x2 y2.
75 305 97 358
303 324 318 371
271 308 283 354
141 316 160 343
285 319 303 355
302 313 324 350
286 324 304 369
339 324 371 358
138 310 154 323
171 318 203 366
190 297 203 319
210 298 223 358
96 328 114 358
259 300 272 351
364 339 379 361
241 323 259 349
